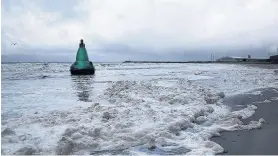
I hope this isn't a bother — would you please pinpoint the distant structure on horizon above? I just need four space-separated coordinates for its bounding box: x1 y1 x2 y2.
216 54 278 64
269 47 278 63
270 55 278 63
216 55 264 62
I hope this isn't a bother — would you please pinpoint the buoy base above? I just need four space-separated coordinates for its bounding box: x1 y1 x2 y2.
70 68 95 75
70 61 95 75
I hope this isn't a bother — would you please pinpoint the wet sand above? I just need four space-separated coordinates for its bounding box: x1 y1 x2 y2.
212 87 278 155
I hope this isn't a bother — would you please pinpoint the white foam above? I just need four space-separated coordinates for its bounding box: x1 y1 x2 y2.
253 99 272 104
271 97 278 100
231 104 257 119
2 63 277 155
249 90 262 96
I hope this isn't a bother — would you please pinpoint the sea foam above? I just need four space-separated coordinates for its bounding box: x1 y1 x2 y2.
1 63 277 155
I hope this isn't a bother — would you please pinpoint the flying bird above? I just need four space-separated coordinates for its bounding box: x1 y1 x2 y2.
11 43 18 46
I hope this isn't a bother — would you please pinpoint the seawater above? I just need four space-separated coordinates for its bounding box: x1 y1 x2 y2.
1 63 277 155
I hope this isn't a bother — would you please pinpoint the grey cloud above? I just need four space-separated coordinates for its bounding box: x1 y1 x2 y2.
1 0 278 62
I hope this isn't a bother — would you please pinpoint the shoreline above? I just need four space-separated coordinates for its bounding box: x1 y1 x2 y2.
122 61 276 64
212 87 278 155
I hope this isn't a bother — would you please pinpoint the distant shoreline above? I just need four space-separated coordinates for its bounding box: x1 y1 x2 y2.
122 60 275 64
1 61 122 64
1 61 277 65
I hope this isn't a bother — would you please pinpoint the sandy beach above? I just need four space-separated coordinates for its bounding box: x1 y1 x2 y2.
212 87 278 155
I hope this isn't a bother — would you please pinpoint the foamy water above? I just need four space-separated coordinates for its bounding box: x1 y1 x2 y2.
1 63 277 155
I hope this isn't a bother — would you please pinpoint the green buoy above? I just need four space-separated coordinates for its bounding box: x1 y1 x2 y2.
70 39 95 75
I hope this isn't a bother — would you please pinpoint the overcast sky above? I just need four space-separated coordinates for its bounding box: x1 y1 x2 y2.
2 0 278 62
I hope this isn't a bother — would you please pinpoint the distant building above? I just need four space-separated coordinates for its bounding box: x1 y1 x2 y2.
216 56 269 63
216 56 247 62
270 55 278 63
